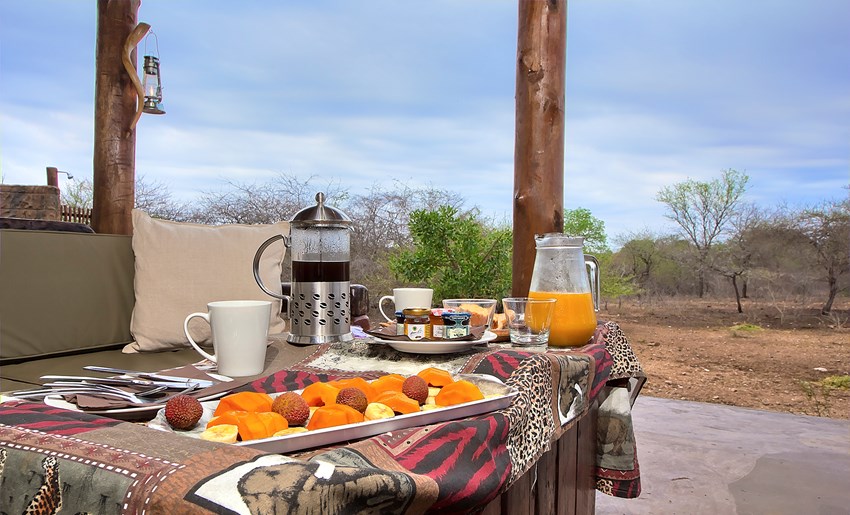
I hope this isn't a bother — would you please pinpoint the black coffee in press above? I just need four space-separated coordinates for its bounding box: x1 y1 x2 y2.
292 261 350 282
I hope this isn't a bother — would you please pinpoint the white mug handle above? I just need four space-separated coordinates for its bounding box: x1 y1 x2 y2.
378 295 395 321
184 312 216 362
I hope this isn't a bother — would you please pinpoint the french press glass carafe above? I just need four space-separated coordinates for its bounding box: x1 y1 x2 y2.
253 192 353 344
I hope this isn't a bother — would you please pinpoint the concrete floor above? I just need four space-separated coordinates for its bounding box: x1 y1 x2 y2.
595 396 850 515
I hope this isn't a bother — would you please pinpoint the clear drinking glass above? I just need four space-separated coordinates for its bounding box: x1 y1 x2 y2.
502 297 557 349
441 299 497 330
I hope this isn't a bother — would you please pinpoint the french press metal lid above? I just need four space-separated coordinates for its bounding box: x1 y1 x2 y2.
290 191 352 228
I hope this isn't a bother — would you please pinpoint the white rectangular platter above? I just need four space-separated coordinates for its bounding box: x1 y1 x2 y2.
148 374 517 454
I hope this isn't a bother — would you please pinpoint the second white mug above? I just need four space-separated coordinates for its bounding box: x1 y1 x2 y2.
378 288 434 321
184 300 271 377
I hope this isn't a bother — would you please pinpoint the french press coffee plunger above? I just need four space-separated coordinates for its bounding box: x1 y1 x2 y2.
253 192 353 345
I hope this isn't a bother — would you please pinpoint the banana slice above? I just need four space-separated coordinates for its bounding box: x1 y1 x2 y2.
200 424 238 443
273 427 309 437
364 402 395 420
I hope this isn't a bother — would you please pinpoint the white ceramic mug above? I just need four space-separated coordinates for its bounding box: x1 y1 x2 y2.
378 288 434 321
183 300 272 377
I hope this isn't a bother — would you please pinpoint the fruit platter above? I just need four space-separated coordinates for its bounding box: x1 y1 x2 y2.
148 367 518 454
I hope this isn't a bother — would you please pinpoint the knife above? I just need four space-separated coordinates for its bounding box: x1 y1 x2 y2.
81 366 216 388
40 375 207 389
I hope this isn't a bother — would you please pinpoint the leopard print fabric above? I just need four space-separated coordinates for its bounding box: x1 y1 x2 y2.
503 354 555 482
596 478 614 496
23 455 62 515
602 322 644 381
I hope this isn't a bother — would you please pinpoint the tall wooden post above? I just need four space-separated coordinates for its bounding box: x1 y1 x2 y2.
92 0 140 235
512 0 567 296
46 166 59 187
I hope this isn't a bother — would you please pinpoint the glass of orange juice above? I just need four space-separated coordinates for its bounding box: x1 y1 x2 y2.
502 297 557 349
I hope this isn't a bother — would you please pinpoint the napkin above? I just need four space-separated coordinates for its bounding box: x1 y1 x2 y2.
366 325 486 342
65 366 253 410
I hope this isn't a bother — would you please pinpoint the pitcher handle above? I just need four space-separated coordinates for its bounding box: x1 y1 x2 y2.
585 255 600 312
253 234 291 301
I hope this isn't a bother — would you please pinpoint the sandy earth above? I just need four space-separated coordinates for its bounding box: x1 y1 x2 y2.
603 297 850 420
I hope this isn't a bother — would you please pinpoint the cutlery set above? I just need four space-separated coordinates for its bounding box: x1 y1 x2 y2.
13 367 211 405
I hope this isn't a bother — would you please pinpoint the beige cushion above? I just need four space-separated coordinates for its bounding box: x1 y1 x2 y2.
125 210 288 353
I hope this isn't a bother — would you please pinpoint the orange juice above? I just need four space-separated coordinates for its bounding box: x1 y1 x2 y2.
529 290 596 346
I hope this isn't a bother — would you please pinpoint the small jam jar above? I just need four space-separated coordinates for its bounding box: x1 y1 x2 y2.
403 308 432 340
442 312 471 338
395 310 406 335
429 308 454 339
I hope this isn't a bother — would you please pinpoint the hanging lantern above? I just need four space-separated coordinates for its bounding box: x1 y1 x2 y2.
123 23 166 133
142 54 165 114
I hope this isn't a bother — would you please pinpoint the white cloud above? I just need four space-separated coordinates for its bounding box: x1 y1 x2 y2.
1 0 847 243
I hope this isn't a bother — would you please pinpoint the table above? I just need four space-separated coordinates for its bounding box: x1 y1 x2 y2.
0 322 644 514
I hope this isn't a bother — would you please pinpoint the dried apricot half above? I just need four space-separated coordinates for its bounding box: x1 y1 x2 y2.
417 367 455 387
434 380 484 406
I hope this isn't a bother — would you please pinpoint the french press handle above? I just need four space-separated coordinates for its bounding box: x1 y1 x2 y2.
585 255 600 312
253 234 291 301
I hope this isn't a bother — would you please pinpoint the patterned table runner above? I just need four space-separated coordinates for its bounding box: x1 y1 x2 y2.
0 321 644 514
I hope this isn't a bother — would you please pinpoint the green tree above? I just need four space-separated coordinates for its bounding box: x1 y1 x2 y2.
563 207 610 254
708 203 764 313
614 232 662 291
792 198 850 314
346 183 465 299
389 206 512 301
562 208 634 305
596 252 639 308
656 168 749 297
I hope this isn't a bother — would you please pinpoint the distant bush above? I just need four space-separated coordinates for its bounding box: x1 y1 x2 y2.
820 375 850 390
730 323 762 333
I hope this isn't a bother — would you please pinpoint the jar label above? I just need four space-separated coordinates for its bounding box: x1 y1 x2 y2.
445 326 470 339
406 324 427 340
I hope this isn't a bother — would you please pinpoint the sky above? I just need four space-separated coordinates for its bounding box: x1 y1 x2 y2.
1 0 848 242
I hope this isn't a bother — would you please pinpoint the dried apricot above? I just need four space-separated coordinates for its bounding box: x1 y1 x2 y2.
301 382 341 407
306 404 365 430
435 379 484 406
213 391 273 416
370 374 406 395
417 367 455 387
373 391 421 415
208 410 289 440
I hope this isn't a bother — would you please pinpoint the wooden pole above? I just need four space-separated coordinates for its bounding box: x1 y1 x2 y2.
512 0 567 296
92 0 140 235
46 166 59 187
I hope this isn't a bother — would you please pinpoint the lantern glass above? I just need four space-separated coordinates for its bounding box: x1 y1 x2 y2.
142 55 165 114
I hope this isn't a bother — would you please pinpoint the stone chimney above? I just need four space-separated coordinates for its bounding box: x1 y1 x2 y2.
0 185 61 221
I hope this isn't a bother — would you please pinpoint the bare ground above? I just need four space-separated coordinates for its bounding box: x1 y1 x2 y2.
603 297 850 419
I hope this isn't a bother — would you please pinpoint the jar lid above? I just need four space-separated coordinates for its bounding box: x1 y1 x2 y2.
402 308 431 317
290 192 352 228
534 233 584 247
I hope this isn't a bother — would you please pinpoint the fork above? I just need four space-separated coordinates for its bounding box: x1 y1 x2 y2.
13 387 151 404
43 381 168 398
14 383 199 405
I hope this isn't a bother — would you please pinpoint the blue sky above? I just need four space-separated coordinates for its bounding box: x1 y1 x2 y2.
1 0 848 241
